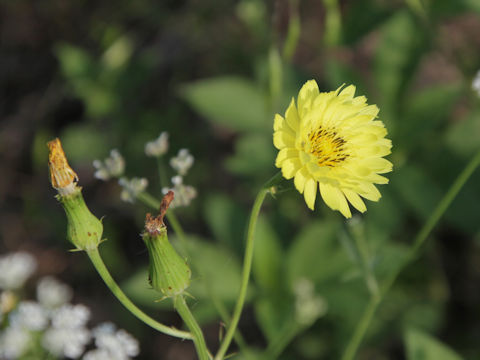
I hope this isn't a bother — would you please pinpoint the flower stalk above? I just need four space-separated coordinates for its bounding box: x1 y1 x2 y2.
341 148 480 360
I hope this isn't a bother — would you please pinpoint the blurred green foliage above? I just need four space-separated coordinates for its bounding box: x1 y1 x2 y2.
4 0 480 358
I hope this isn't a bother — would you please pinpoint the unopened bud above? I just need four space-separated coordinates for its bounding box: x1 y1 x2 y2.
47 138 103 251
142 192 191 297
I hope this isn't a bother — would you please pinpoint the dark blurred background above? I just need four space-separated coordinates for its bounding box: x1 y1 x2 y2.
2 0 480 359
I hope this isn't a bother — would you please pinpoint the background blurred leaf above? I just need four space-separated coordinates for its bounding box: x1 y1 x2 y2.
179 76 269 132
252 215 283 294
405 328 463 360
445 109 480 157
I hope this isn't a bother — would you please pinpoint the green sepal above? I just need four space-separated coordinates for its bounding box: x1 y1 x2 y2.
57 188 103 251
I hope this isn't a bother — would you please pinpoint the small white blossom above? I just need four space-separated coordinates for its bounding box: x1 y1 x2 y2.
118 177 148 203
0 327 31 359
145 132 169 157
162 176 197 208
90 322 139 360
42 304 92 358
93 149 125 181
51 304 90 329
10 301 48 331
472 70 480 97
83 348 113 360
43 327 91 358
0 252 37 290
293 278 327 326
170 149 194 176
37 277 73 309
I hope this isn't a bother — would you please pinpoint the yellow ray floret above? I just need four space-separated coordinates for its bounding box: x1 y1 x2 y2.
273 80 393 218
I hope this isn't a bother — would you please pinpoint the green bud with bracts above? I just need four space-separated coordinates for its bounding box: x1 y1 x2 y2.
142 191 191 297
48 138 103 251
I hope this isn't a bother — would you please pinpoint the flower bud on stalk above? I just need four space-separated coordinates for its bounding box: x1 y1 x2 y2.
47 138 103 251
142 191 191 297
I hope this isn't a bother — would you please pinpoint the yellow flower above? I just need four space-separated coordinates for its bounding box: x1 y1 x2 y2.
273 80 392 218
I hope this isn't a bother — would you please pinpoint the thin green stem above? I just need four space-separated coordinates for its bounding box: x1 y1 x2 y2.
214 184 273 360
341 148 480 360
174 295 211 360
86 248 192 340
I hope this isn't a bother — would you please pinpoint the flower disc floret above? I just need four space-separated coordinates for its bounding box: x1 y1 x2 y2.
273 80 392 218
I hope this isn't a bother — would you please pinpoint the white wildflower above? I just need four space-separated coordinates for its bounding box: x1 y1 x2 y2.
472 70 480 96
93 149 125 181
0 327 31 359
10 301 48 331
83 348 113 360
42 304 91 358
43 327 91 358
293 278 327 326
90 322 139 360
51 304 90 329
145 132 169 157
162 176 197 208
170 149 194 176
37 277 73 309
0 252 37 290
118 177 148 203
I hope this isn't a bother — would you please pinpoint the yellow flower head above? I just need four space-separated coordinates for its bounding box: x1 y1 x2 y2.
273 80 392 218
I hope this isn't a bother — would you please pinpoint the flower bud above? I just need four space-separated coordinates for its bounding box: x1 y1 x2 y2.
48 138 103 251
142 192 191 297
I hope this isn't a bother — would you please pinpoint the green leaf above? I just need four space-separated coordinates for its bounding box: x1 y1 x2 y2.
374 11 427 121
391 164 442 221
405 328 463 360
286 220 351 286
252 216 283 293
445 109 480 157
55 43 95 79
399 84 463 152
179 76 269 132
203 193 248 253
225 133 275 176
186 236 248 303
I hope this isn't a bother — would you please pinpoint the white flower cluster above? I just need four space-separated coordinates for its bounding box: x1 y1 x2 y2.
162 176 197 209
159 148 196 208
93 149 125 181
0 252 139 360
145 132 169 158
293 278 327 326
118 177 148 203
472 70 480 97
0 252 36 290
92 131 197 207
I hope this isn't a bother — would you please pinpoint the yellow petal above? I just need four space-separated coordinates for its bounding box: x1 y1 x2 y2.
275 148 298 167
343 188 366 213
282 158 302 179
285 98 300 132
297 80 319 118
273 130 295 149
273 114 285 131
358 183 381 201
294 167 310 193
319 182 351 218
304 178 317 210
339 85 356 99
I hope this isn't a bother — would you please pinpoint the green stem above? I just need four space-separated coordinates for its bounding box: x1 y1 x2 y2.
341 148 480 360
214 179 276 360
174 295 211 360
86 248 192 340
